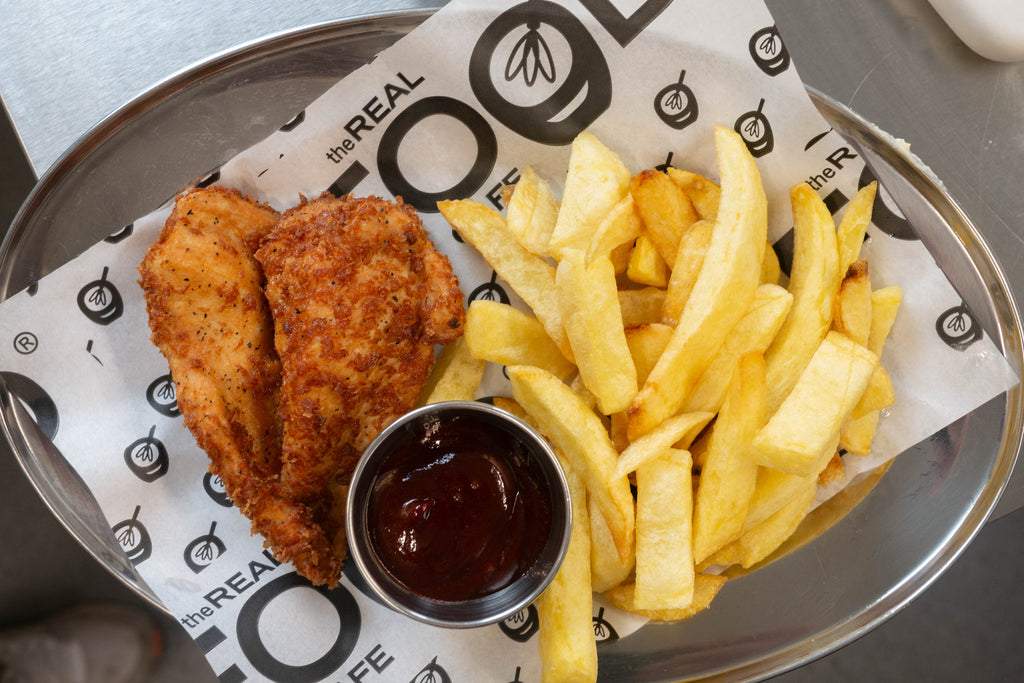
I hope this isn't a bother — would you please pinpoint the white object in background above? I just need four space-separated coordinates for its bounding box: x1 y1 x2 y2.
927 0 1024 62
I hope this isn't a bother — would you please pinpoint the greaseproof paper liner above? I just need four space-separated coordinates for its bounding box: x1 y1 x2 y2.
0 0 1018 680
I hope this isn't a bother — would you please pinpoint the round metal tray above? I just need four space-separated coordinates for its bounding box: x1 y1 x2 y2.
1 10 1021 682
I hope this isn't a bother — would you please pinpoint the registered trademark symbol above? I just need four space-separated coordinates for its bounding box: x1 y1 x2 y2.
13 332 38 355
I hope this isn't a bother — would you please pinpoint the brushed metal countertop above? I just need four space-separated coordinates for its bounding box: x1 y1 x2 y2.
0 0 1021 524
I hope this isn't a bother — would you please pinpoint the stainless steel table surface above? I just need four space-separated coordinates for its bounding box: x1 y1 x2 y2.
2 0 1021 514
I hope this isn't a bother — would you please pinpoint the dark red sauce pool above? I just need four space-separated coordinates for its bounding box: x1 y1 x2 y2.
366 412 553 602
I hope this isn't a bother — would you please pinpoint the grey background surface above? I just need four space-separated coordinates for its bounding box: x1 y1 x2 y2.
1 0 1023 680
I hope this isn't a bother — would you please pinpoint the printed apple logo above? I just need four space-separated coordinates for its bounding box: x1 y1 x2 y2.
123 425 169 482
469 271 511 305
505 15 556 86
146 374 179 417
76 266 123 325
469 0 612 145
936 303 982 350
654 70 698 130
734 98 774 158
411 656 451 683
184 521 227 574
112 505 152 566
499 604 539 642
593 606 619 642
749 25 790 76
203 472 233 508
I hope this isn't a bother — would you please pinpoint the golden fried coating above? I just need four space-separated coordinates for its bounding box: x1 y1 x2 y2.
139 186 282 489
139 187 465 588
255 193 465 562
138 187 341 586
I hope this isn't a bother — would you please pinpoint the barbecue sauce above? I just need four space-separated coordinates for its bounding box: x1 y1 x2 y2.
367 412 552 602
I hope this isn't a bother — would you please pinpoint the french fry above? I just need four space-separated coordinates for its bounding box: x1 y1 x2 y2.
627 127 767 440
557 250 638 415
867 286 903 353
609 239 633 275
753 331 878 476
839 411 880 456
836 181 878 275
589 495 635 593
447 132 902 676
833 259 897 426
630 169 699 267
609 411 630 453
761 240 782 285
734 432 839 539
492 396 528 422
618 287 667 325
707 477 816 569
666 168 721 222
506 165 560 258
626 235 671 288
438 199 574 362
508 365 635 560
548 131 631 260
417 338 485 405
832 259 872 347
840 285 903 454
661 219 714 325
569 374 599 413
624 323 674 386
464 300 576 380
743 467 816 531
586 194 641 265
682 283 792 415
536 458 597 683
831 258 898 422
689 428 711 470
764 182 841 413
849 365 895 419
635 448 694 609
692 353 766 563
605 574 726 623
817 451 846 487
616 411 714 478
499 183 515 207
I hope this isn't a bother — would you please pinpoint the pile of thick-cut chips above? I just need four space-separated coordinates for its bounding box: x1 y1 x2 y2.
419 126 901 682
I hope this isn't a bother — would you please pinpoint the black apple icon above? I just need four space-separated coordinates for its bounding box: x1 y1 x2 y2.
749 25 790 76
734 99 774 158
76 266 123 325
654 70 699 130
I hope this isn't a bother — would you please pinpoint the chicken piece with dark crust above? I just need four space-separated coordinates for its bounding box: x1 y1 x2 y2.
254 193 466 560
138 187 343 586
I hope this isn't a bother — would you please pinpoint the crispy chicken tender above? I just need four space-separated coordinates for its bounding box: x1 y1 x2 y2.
254 193 466 564
138 187 340 585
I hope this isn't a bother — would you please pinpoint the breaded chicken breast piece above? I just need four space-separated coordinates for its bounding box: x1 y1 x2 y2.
255 193 465 561
139 187 342 586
